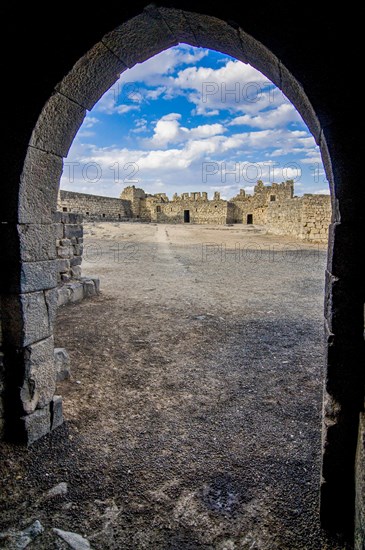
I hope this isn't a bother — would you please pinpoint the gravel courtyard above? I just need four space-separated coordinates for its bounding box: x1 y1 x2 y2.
0 223 349 549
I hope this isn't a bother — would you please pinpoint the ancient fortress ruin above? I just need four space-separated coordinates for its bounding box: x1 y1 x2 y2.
58 180 331 243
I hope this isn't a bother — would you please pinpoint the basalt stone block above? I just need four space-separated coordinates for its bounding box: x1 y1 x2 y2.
238 28 281 89
19 260 57 293
68 282 84 303
21 406 51 446
50 395 63 430
57 42 127 110
184 12 245 61
30 93 86 158
57 285 71 307
71 266 82 279
57 258 70 273
18 224 57 262
54 348 71 381
20 337 56 414
70 256 82 267
18 147 63 224
102 7 177 68
82 279 96 297
158 7 199 46
64 225 83 239
1 291 52 347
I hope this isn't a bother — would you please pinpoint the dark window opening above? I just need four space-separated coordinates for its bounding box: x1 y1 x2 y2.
270 195 276 202
86 211 89 215
247 214 253 225
62 207 67 212
156 206 161 213
102 213 106 218
118 214 121 219
184 210 190 223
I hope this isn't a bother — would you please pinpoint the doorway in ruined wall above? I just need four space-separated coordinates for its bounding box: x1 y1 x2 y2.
3 6 360 547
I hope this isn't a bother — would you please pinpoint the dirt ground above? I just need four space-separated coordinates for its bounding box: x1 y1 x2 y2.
0 223 351 549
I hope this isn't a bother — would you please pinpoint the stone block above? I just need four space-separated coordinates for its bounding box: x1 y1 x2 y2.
19 260 57 293
53 212 63 223
280 63 321 144
18 223 57 262
57 285 71 307
44 287 58 329
157 7 199 46
73 244 83 256
238 28 281 89
21 406 51 446
57 258 70 273
82 279 96 297
54 348 71 381
61 274 71 283
1 291 52 347
60 238 72 246
355 409 365 550
30 92 86 157
50 395 63 430
184 12 245 61
57 41 127 110
102 7 177 68
70 256 82 267
64 213 82 224
68 282 84 303
20 336 56 414
55 223 64 240
57 245 73 259
18 147 63 224
64 224 83 239
81 276 100 295
71 266 82 279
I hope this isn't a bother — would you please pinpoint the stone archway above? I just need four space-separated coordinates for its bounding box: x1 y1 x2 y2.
1 6 363 540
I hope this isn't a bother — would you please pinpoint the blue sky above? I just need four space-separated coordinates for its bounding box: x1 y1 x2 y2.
61 45 329 199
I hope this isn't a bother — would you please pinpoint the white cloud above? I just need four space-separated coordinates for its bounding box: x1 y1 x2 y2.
229 103 301 129
116 104 140 114
147 113 226 147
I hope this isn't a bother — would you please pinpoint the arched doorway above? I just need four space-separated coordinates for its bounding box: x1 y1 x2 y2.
1 6 363 542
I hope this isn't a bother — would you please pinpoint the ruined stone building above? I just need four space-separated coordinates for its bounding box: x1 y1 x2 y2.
2 4 363 546
58 180 331 243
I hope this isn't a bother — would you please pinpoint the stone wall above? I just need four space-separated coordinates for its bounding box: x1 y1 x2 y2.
54 212 100 307
266 194 331 242
57 182 331 242
355 407 365 549
58 190 131 221
55 212 83 282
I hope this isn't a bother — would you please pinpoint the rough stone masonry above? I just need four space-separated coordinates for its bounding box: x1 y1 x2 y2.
58 180 332 243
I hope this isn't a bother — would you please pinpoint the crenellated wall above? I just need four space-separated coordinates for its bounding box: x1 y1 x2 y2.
57 182 331 242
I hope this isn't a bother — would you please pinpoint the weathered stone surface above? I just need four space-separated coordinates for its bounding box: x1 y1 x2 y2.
21 407 51 445
280 63 322 145
57 258 71 273
57 42 127 110
19 260 57 293
54 348 71 381
51 395 63 430
30 92 86 157
70 256 82 267
0 520 44 548
1 291 52 347
68 282 84 303
45 287 58 329
238 28 281 89
158 7 199 46
53 528 91 549
64 224 83 239
18 147 63 224
71 266 82 279
184 12 245 60
20 337 56 414
18 224 57 262
57 245 74 259
57 285 71 307
102 8 177 68
82 279 96 297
